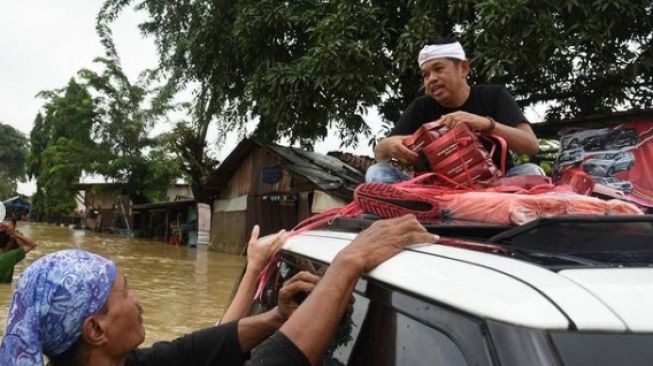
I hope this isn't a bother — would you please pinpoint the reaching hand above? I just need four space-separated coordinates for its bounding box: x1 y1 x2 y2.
246 225 288 272
277 271 321 321
377 135 419 164
337 215 439 273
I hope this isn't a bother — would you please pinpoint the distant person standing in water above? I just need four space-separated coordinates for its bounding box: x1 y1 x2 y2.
0 219 37 283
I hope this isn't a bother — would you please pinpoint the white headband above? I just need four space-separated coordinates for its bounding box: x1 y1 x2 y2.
418 42 466 67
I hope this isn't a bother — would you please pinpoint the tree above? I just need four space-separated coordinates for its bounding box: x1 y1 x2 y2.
29 60 183 217
0 123 28 199
160 84 220 202
96 2 227 201
28 79 97 217
465 0 653 120
78 57 181 204
100 0 653 147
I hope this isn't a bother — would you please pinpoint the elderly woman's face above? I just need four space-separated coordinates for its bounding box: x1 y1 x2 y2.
99 272 145 353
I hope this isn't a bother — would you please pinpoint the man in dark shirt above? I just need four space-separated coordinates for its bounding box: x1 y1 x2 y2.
368 39 543 183
1 215 436 366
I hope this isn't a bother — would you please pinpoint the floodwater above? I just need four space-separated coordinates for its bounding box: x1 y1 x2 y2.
0 222 245 346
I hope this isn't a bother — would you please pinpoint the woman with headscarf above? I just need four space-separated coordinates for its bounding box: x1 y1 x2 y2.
0 247 316 366
0 216 436 366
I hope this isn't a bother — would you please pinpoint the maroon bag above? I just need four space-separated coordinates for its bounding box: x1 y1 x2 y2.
402 120 506 187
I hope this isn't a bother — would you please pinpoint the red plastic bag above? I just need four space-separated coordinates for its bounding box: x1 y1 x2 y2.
402 120 504 188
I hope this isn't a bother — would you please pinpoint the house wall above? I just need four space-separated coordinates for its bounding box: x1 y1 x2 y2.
249 147 293 195
211 147 285 253
210 145 349 253
81 189 131 230
311 190 348 213
85 190 118 210
166 186 193 201
211 211 248 254
219 154 255 199
246 195 298 237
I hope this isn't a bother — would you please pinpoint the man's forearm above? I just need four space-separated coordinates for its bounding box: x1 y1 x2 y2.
373 140 392 162
12 232 36 252
237 307 284 352
279 255 362 365
492 122 539 156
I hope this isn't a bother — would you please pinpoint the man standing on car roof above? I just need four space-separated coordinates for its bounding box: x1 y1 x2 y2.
368 38 543 183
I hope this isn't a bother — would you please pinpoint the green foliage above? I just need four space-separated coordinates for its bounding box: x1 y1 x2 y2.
0 123 29 181
28 79 97 216
0 179 14 200
515 139 560 174
100 0 653 146
29 59 182 216
0 122 28 199
78 57 181 204
464 0 653 120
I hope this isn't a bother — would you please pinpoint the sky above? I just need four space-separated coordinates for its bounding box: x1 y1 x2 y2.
0 1 382 196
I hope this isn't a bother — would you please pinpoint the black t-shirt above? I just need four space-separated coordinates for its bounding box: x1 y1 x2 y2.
390 85 528 169
126 321 310 366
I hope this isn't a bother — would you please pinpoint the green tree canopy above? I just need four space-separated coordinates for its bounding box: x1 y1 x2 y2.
28 79 97 216
467 0 653 120
29 60 183 216
0 122 28 199
99 0 653 145
78 57 181 204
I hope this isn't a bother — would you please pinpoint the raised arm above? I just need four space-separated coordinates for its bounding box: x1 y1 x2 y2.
1 222 37 253
220 225 286 324
276 215 438 365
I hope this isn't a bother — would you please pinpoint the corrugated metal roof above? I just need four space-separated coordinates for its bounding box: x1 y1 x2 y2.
132 199 196 211
326 151 375 173
204 138 367 199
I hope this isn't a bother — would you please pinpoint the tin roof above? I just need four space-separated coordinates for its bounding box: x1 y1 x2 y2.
204 138 368 199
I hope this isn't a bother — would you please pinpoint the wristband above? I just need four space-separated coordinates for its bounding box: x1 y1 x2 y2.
484 117 496 133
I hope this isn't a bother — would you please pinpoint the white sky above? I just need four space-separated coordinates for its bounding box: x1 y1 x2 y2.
1 1 380 196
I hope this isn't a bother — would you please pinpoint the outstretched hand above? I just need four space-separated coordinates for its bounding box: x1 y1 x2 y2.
247 225 288 272
337 214 439 273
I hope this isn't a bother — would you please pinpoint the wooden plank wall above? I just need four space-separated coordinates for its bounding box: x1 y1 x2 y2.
211 211 248 254
212 145 317 253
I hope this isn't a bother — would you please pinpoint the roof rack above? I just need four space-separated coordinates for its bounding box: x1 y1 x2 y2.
328 216 513 242
329 214 653 249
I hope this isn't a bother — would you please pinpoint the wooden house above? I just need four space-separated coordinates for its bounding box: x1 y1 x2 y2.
204 138 367 253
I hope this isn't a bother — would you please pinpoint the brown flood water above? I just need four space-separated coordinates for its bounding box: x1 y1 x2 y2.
0 222 245 346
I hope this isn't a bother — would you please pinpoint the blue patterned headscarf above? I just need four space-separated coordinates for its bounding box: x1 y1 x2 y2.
0 250 116 366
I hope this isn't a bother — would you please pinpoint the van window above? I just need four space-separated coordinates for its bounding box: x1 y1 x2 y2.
324 293 468 366
276 255 477 366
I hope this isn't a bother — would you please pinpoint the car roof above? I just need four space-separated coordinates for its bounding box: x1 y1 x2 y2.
284 229 653 332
